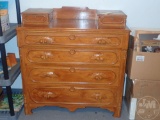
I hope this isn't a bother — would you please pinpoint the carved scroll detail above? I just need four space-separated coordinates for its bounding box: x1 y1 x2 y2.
39 72 57 78
34 51 54 60
92 73 105 81
91 53 104 62
26 36 54 44
36 89 57 99
97 38 111 45
91 92 107 102
39 36 54 44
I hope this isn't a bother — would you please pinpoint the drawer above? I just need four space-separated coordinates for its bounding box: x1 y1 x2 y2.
28 86 116 105
97 10 126 29
98 16 126 29
22 8 53 26
18 31 127 49
21 47 121 66
27 67 120 85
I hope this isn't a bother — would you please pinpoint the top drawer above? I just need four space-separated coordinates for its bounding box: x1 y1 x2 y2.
17 31 128 49
22 8 53 26
97 10 127 29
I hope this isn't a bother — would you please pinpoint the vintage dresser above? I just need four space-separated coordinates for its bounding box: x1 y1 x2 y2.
16 7 130 117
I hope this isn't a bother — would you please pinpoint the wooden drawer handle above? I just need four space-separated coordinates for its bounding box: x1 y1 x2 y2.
41 55 50 59
37 91 57 99
94 93 102 101
69 35 76 40
39 52 53 60
39 37 54 44
95 57 104 61
69 67 75 72
41 55 50 60
41 55 46 59
98 39 107 44
97 38 111 45
95 96 102 100
69 87 76 92
91 53 104 62
95 76 103 80
39 72 55 78
69 49 76 55
93 56 104 62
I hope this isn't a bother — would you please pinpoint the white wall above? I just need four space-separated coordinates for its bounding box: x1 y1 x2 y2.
6 0 160 88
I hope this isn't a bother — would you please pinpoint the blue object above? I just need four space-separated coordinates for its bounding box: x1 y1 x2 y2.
0 1 8 10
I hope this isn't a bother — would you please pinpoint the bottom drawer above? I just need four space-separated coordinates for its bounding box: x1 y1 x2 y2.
28 86 116 105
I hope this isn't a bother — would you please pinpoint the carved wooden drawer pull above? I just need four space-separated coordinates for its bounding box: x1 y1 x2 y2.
69 67 75 72
69 87 76 92
69 49 76 55
91 72 107 81
41 55 50 59
39 52 53 60
39 37 54 44
95 75 103 80
41 55 46 59
98 39 107 44
69 35 76 40
40 39 48 43
94 93 102 101
39 72 55 78
97 38 111 45
95 57 104 61
95 95 102 100
91 53 104 62
37 91 57 99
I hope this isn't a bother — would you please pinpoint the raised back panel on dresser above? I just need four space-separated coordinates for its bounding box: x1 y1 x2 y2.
16 7 130 118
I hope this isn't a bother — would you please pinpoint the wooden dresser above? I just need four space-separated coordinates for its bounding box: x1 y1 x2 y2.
16 7 130 117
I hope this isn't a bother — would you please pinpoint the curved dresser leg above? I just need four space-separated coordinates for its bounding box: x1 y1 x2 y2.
113 106 121 118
